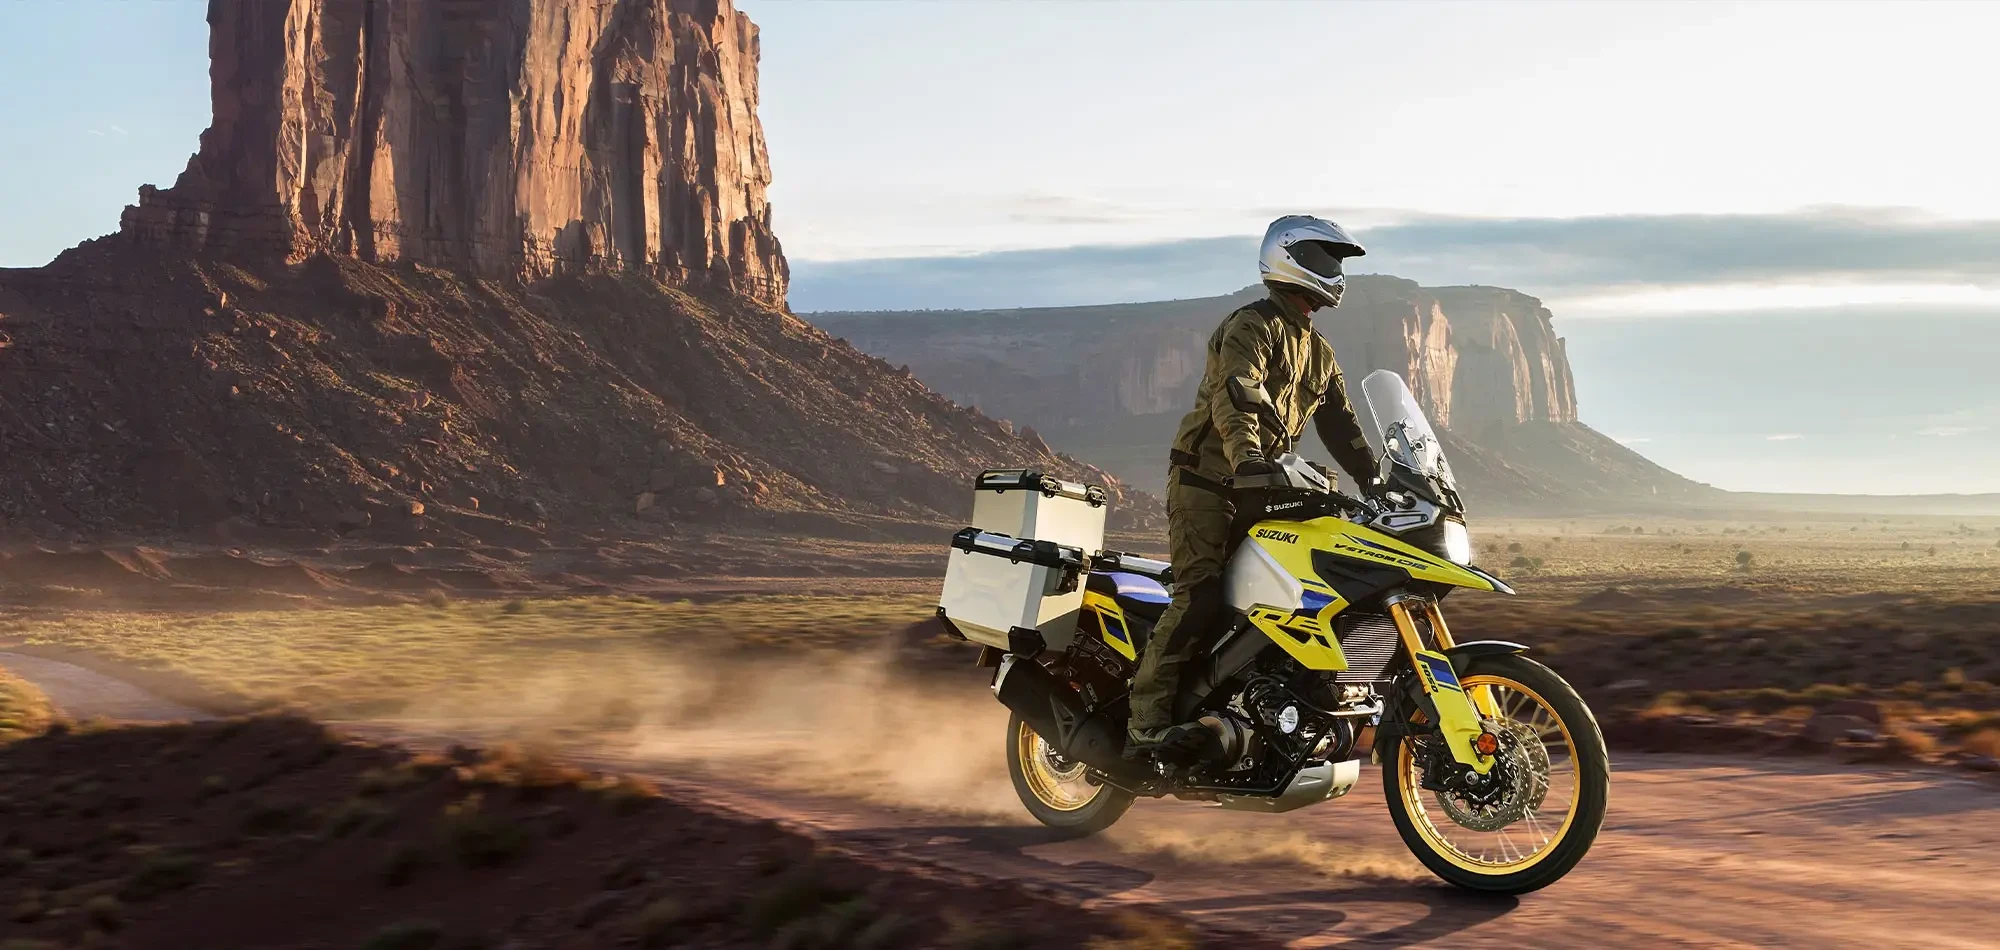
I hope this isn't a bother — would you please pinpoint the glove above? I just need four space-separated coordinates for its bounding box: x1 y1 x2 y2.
1234 458 1281 477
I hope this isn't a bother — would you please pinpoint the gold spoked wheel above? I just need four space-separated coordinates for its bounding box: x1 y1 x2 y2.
1004 713 1136 836
1384 653 1608 894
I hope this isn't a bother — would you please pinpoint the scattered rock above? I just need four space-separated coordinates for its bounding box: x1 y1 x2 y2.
634 492 657 514
1802 713 1875 747
1821 699 1883 725
405 500 427 518
334 507 372 535
692 488 718 506
870 461 900 476
1577 586 1645 610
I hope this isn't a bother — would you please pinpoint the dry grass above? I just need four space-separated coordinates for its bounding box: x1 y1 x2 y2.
0 667 53 742
0 595 933 719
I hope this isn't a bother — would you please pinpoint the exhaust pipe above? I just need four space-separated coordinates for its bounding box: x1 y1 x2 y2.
993 655 1144 783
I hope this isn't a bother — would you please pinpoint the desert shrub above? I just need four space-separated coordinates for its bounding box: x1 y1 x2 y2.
440 795 533 867
120 852 203 901
82 895 123 933
1799 683 1854 703
242 797 310 835
327 797 395 837
1964 729 2000 758
1735 551 1754 571
467 744 587 791
942 910 1035 950
500 599 527 615
742 863 856 937
361 920 444 950
597 775 662 815
379 842 434 887
631 898 689 947
1885 723 1938 757
357 764 423 796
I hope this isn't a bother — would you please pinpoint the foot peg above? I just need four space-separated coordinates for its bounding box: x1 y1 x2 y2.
1126 722 1225 769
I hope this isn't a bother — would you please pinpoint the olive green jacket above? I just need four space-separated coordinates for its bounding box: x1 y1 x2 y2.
1168 291 1375 492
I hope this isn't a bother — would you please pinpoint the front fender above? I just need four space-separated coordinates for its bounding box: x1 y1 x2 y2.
1444 640 1530 666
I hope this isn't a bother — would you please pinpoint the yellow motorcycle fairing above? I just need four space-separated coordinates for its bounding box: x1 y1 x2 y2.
1246 515 1507 602
1237 516 1506 671
1080 590 1139 661
1240 515 1507 773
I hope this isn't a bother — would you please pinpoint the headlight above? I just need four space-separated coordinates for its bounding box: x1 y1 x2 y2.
1442 519 1472 565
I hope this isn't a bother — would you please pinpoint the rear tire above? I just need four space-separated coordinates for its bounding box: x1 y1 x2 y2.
1382 653 1608 894
1005 713 1135 837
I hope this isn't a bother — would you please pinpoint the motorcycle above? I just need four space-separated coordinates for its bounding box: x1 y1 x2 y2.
984 370 1607 894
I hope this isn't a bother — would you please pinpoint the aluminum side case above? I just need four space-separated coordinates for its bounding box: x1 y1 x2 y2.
969 469 1108 555
938 529 1088 652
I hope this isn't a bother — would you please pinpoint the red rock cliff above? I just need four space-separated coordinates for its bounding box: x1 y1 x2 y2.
120 0 787 305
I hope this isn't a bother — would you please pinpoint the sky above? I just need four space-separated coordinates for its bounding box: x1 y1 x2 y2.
735 0 2000 316
2 1 1995 494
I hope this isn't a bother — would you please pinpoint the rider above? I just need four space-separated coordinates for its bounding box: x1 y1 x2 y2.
1127 214 1379 763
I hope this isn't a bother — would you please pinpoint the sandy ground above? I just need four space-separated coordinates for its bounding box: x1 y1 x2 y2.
7 655 1997 948
0 651 211 722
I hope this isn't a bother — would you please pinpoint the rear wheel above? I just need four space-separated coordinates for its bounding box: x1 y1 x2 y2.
1005 713 1135 836
1383 653 1608 894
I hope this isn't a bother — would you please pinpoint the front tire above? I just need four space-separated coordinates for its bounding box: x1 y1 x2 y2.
1005 713 1135 837
1383 653 1608 894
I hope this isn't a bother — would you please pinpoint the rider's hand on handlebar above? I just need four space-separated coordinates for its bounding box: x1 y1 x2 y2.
1234 457 1281 478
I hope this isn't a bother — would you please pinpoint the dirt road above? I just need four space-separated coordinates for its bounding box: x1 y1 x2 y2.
6 655 1996 948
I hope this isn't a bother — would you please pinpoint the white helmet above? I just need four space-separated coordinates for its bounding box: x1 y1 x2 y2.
1259 214 1366 308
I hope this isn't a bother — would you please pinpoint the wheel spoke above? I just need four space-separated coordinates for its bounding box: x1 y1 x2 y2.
1399 673 1583 873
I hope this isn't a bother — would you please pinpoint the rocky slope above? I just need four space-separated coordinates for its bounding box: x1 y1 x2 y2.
0 0 1143 542
814 279 1707 509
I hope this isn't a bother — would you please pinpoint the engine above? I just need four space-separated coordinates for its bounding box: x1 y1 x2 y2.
1198 662 1369 783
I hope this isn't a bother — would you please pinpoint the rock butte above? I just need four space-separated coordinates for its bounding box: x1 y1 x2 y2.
121 0 788 306
0 0 1153 539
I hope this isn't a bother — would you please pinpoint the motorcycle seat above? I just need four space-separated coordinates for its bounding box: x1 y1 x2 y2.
1087 570 1172 625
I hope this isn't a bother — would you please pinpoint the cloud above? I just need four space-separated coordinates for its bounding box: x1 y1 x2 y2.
1765 433 1805 441
788 207 2000 312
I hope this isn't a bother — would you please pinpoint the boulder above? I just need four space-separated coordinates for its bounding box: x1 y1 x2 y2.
1820 699 1883 725
1801 713 1875 747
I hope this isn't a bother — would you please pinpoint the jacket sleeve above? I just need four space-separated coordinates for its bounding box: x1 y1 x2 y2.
1313 370 1378 485
1206 310 1275 469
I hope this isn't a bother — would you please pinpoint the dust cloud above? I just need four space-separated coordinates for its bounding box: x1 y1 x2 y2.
380 641 1426 880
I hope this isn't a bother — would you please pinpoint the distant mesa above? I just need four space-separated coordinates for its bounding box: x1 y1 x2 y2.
812 279 1711 511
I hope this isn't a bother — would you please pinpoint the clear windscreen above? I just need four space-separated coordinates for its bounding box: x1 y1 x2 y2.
1361 370 1456 488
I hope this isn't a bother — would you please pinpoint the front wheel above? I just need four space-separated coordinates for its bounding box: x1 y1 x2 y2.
1383 653 1608 894
1005 713 1135 837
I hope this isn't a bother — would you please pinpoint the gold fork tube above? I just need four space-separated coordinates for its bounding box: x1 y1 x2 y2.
1420 601 1501 718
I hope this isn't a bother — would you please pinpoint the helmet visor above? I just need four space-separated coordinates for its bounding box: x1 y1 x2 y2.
1288 240 1349 279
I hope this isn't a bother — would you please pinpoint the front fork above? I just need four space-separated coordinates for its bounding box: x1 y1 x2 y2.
1387 595 1497 774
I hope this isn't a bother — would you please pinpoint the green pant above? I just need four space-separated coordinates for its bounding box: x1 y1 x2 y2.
1127 473 1236 741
